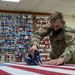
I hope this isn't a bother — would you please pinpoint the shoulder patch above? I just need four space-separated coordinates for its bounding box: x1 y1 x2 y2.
65 32 75 43
40 24 50 30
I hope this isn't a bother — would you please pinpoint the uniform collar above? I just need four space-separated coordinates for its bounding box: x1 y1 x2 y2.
50 26 65 40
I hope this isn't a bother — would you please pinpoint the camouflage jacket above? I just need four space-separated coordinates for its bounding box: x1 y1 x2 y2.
30 24 75 64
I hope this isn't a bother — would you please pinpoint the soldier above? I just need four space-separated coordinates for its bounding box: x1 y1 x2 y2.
29 12 75 65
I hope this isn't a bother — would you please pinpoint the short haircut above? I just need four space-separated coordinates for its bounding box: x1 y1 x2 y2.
50 12 64 23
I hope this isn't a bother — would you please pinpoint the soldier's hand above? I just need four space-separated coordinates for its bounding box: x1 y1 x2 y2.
49 58 64 65
28 45 38 59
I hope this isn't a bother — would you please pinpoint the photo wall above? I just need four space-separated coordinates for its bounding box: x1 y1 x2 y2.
0 13 33 55
36 15 51 61
0 13 51 62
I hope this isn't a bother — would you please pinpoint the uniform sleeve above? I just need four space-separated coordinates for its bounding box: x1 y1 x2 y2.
59 32 75 63
30 24 50 47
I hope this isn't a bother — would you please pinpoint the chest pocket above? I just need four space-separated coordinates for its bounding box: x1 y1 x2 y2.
49 32 66 54
49 31 64 48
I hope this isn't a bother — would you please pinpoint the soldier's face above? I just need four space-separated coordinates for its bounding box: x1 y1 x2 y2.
51 19 65 31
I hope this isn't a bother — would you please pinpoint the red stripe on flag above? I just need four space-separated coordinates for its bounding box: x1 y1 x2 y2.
0 70 11 75
42 65 75 71
8 66 68 75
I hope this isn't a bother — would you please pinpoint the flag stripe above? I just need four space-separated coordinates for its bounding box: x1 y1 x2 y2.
16 65 75 75
0 70 11 75
0 66 41 75
4 63 75 74
42 65 75 70
0 63 75 75
9 65 68 75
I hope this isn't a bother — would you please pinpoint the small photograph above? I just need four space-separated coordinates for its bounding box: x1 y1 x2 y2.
1 21 4 27
19 35 25 39
19 39 24 44
5 21 9 26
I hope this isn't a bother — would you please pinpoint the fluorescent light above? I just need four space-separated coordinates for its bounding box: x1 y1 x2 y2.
1 0 20 2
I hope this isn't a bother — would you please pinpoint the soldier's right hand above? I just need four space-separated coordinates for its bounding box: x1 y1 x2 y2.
28 45 38 59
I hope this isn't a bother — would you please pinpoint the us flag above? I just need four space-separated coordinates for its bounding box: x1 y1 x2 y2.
0 62 75 75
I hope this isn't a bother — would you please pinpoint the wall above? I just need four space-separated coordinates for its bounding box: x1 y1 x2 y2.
64 15 75 28
35 15 75 28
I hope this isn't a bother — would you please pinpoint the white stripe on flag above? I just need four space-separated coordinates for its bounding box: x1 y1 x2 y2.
24 66 75 75
10 64 75 75
0 66 42 75
2 63 75 75
58 65 75 69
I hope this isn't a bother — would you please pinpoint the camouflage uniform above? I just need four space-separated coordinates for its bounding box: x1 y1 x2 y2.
30 24 75 64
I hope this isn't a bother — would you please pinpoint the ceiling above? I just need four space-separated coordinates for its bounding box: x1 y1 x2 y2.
0 0 75 15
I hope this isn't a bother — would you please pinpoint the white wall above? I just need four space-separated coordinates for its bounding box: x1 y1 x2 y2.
64 15 75 28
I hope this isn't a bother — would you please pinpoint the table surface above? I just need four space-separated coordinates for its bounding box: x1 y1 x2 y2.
0 62 75 75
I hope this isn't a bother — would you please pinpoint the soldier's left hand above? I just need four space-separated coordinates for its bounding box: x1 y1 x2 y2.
49 58 64 65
